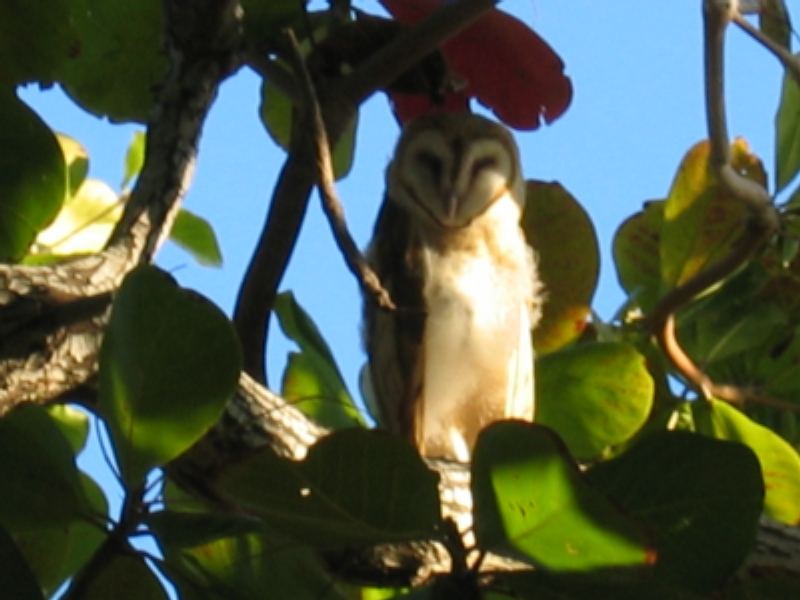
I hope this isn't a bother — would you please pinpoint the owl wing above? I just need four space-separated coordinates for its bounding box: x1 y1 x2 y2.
364 200 427 443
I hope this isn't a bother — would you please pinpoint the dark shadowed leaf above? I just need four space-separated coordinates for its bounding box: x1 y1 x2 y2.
693 399 800 525
275 292 363 428
776 65 800 193
471 422 652 571
759 0 792 50
0 525 43 600
0 0 75 86
586 431 763 593
219 429 440 548
536 343 654 460
99 266 242 488
169 209 224 267
56 0 167 122
661 140 764 292
14 473 108 597
522 181 599 353
0 404 89 532
612 200 664 314
0 91 66 261
67 551 169 600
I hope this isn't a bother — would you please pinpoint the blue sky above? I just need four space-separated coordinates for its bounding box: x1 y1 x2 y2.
18 0 789 545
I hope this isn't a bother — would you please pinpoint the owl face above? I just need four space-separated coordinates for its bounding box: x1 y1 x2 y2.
387 113 525 228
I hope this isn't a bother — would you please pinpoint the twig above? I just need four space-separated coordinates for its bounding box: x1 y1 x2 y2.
284 32 396 311
245 49 303 105
732 12 800 83
233 0 496 382
649 1 781 405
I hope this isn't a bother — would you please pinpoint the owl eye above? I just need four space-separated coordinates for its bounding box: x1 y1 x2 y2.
415 151 443 182
470 156 498 179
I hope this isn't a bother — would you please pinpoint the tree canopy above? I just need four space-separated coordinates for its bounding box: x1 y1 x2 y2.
1 1 800 599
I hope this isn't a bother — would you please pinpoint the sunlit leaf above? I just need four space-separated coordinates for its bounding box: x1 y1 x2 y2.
32 179 121 256
776 64 800 193
472 422 652 571
693 399 800 525
46 404 90 454
56 133 90 195
536 342 654 460
0 0 75 86
122 131 146 189
169 209 224 267
275 292 363 428
0 404 90 532
612 200 664 314
99 266 242 488
586 431 763 593
219 429 441 548
661 140 764 292
522 181 598 353
0 525 43 600
0 91 66 261
259 77 357 180
56 0 167 122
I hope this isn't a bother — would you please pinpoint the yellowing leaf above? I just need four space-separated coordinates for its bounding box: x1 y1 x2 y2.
661 139 765 291
33 179 121 256
613 200 664 313
523 181 599 353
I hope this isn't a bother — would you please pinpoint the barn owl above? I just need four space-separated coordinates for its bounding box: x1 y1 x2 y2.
364 113 543 461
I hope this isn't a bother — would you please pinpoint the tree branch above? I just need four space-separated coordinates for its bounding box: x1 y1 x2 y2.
233 0 496 382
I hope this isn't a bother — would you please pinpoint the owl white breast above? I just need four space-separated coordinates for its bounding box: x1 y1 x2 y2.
364 113 543 461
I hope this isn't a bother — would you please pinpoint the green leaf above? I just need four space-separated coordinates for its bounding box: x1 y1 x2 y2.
65 551 169 600
760 0 792 50
259 77 357 180
693 399 800 525
536 342 654 460
56 133 90 196
0 0 76 86
471 421 652 571
154 514 347 600
522 181 599 354
503 571 705 600
0 91 66 261
219 428 441 548
776 63 800 193
661 140 764 291
46 404 90 454
56 0 167 123
13 473 108 597
99 265 242 488
122 131 146 189
612 200 664 314
275 292 363 428
586 431 763 593
240 0 305 46
169 209 224 267
0 404 90 532
0 525 44 600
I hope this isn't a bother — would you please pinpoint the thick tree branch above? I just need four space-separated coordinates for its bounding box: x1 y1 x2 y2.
0 0 243 413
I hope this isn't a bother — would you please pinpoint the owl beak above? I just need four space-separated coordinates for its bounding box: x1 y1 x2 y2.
445 192 461 222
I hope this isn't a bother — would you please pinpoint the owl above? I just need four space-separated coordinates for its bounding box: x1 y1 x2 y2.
363 113 543 461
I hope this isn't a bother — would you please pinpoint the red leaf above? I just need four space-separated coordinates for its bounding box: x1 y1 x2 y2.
388 90 470 124
380 0 572 129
